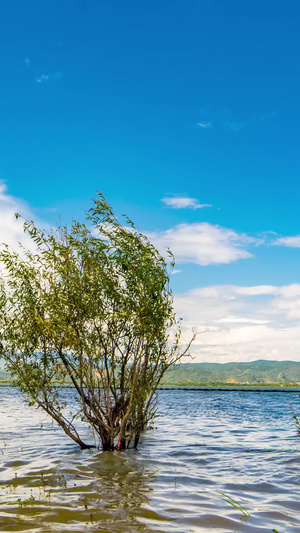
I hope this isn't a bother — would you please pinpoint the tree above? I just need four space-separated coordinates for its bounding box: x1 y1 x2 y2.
0 194 194 450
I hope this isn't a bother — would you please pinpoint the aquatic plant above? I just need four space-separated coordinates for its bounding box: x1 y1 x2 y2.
0 193 194 451
289 402 300 433
16 493 35 508
218 491 250 517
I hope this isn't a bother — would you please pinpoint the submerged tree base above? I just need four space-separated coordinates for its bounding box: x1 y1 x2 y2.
80 443 97 450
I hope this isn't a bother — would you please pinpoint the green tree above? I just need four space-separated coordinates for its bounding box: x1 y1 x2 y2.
0 194 193 450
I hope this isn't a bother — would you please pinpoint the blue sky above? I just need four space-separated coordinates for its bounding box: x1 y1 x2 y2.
1 0 300 362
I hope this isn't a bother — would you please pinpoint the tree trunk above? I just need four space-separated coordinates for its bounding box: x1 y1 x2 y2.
133 433 140 449
80 443 96 450
116 438 126 451
100 430 115 451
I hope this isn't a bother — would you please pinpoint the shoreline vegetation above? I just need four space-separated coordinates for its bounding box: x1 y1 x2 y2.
1 378 300 390
158 383 300 390
159 359 300 388
1 359 300 389
1 382 300 390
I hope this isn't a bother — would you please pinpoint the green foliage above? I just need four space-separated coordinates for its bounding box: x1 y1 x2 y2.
293 412 300 432
289 403 300 433
0 193 193 450
17 493 35 508
218 492 250 517
160 360 300 386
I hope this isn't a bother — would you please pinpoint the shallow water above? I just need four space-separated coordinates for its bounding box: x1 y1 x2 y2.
0 387 300 533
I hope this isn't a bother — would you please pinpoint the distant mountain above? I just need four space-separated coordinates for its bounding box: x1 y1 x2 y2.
160 360 300 385
2 360 300 386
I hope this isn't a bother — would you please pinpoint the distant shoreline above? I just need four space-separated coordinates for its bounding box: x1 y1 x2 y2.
160 381 300 388
158 385 300 392
1 380 300 393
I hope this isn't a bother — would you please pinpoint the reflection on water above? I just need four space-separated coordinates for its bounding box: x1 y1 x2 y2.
0 387 300 532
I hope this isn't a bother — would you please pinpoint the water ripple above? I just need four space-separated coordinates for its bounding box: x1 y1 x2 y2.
0 387 300 532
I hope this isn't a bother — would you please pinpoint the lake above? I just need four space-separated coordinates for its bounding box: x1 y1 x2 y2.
0 387 300 533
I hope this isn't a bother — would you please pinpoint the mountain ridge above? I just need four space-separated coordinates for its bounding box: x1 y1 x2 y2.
160 360 300 385
1 360 300 385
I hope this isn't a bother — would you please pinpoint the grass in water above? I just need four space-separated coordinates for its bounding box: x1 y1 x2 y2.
218 491 250 517
17 493 35 508
289 403 300 433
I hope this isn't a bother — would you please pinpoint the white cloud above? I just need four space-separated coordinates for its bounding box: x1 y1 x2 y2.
197 110 276 134
147 223 256 265
197 122 212 129
170 269 181 275
234 285 276 296
272 235 300 248
25 57 31 67
174 283 300 362
217 317 269 325
161 196 212 210
0 182 40 260
36 74 50 83
36 71 63 84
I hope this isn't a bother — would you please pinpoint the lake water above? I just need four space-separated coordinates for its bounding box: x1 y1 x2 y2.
0 387 300 533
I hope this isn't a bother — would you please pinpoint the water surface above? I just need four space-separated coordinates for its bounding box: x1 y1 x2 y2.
0 387 300 532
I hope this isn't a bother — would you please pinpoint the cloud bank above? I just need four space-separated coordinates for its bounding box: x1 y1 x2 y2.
147 223 256 265
0 182 35 253
273 235 300 248
175 284 300 363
